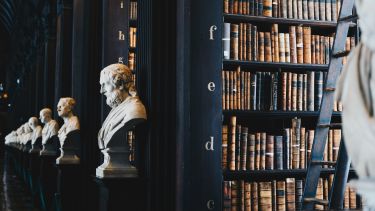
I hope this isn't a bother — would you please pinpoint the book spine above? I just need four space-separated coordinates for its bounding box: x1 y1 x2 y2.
273 24 279 62
265 32 272 62
283 129 290 169
291 118 301 169
303 0 308 19
239 24 243 60
279 33 286 63
259 32 265 62
223 181 231 211
231 181 239 209
326 0 332 21
328 129 333 163
311 35 316 63
251 25 258 61
293 0 298 18
284 33 290 63
276 181 286 211
314 71 323 111
289 26 297 63
243 24 247 61
297 0 303 19
255 133 261 170
315 179 324 210
336 0 341 21
333 129 341 162
259 182 273 211
223 23 231 60
234 0 239 13
272 0 278 17
314 0 320 20
303 27 312 64
286 178 296 210
251 73 257 110
231 24 239 60
250 0 255 15
247 23 252 61
282 72 287 111
344 186 350 209
281 0 287 18
223 71 226 110
287 0 293 18
308 0 314 19
241 71 245 110
271 72 279 110
256 72 262 110
236 125 242 170
241 127 248 170
222 125 229 170
260 132 267 170
295 180 303 210
236 67 241 110
266 135 274 170
307 130 314 162
303 74 307 111
319 0 326 21
331 0 337 21
239 0 243 14
224 0 229 13
300 127 306 169
291 73 298 111
349 187 357 209
229 116 236 170
232 70 237 109
258 0 264 16
247 134 255 170
263 0 273 16
275 136 283 170
315 35 320 64
297 74 303 111
287 73 292 111
296 26 304 64
251 182 259 211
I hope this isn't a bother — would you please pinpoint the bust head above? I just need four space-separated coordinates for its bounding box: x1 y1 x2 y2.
100 63 135 108
57 97 76 118
28 117 39 130
40 108 52 124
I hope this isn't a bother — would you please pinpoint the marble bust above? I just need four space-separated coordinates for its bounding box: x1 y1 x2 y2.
39 108 59 156
28 117 42 153
96 63 147 178
19 122 33 145
56 97 80 164
5 123 28 145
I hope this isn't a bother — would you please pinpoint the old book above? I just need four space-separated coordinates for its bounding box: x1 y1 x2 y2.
307 130 314 162
302 0 308 19
308 0 314 19
297 0 303 19
291 73 298 111
300 128 306 168
272 181 277 211
241 71 245 110
336 0 341 21
287 0 293 18
263 0 273 16
222 71 226 110
223 23 231 60
289 26 297 63
256 72 262 110
319 0 326 21
293 0 298 18
254 0 259 15
344 186 350 209
283 129 290 169
323 178 329 210
224 0 230 13
266 135 274 170
250 0 255 15
232 70 237 109
331 0 337 20
286 178 295 210
333 129 341 162
296 26 304 63
291 118 301 169
251 182 259 211
247 24 252 61
236 67 241 110
314 0 320 20
231 181 240 210
284 33 290 63
279 33 286 62
272 24 279 62
307 71 315 111
259 182 273 211
260 132 267 170
315 35 320 64
265 32 272 62
315 178 324 210
225 71 230 109
349 187 357 209
231 24 239 60
270 73 278 110
235 125 242 170
281 72 287 111
255 132 261 170
229 0 234 13
303 74 307 111
287 72 292 111
326 0 332 21
239 0 244 14
258 0 264 16
247 134 256 170
222 125 229 170
259 32 265 62
297 74 303 111
223 181 231 211
262 72 271 110
314 71 323 111
240 180 245 210
328 129 333 162
233 0 239 13
251 25 258 61
251 73 257 110
311 35 316 63
276 181 286 211
303 27 312 64
275 136 283 170
272 0 278 17
229 116 236 170
243 24 247 61
295 180 303 210
245 72 250 110
241 127 248 170
245 182 251 210
239 24 244 60
281 0 287 18
128 52 135 71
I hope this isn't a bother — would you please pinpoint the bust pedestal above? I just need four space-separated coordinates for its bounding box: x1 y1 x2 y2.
40 135 59 156
96 119 144 178
28 137 42 206
56 130 80 165
21 141 32 184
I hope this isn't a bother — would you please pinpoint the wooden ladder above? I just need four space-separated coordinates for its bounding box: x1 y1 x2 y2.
302 0 357 209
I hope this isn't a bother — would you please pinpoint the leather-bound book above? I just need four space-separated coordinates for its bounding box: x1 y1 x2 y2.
314 0 320 20
260 132 267 170
259 182 273 211
263 0 273 16
255 132 261 170
265 32 272 62
223 181 232 211
303 27 312 64
281 72 288 111
307 71 315 111
251 72 257 110
284 33 291 63
276 181 286 211
314 71 323 111
296 26 304 63
289 26 297 63
283 129 290 169
286 178 295 210
241 127 249 170
326 0 332 21
297 74 303 111
275 136 283 170
229 116 237 170
223 125 229 170
319 0 326 21
279 33 286 62
236 125 242 170
295 180 303 209
308 0 315 20
251 182 259 211
266 135 274 170
247 134 256 170
303 0 308 19
291 73 298 111
231 24 239 60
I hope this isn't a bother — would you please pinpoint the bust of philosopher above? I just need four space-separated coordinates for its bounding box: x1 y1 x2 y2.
57 97 80 146
40 108 59 145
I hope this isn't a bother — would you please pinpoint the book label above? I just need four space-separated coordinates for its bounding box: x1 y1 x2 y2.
208 82 216 91
205 136 215 151
209 25 218 40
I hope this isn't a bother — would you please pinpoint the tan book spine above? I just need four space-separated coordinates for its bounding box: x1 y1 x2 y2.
293 0 298 18
279 33 286 63
323 178 329 210
266 135 274 170
229 71 233 109
231 24 239 60
231 181 239 211
328 129 333 163
241 127 248 170
315 35 320 64
224 0 229 13
349 187 357 209
222 71 226 110
263 0 273 16
222 125 229 170
320 36 324 64
255 133 261 170
259 182 273 211
276 181 286 211
239 23 243 60
333 129 341 162
311 35 316 63
233 70 238 110
291 118 301 169
260 132 267 170
292 73 298 111
324 137 328 168
297 0 303 19
303 27 312 64
286 178 295 210
251 182 259 211
282 72 287 111
303 73 307 111
284 33 290 63
300 127 306 169
297 74 303 111
247 23 252 61
259 32 265 62
236 67 241 110
245 182 252 211
247 134 255 170
273 24 280 62
240 181 245 211
307 130 314 162
315 178 324 210
344 186 350 209
289 26 297 63
296 26 304 63
239 0 243 14
229 116 237 170
287 72 292 111
243 24 248 61
223 181 231 211
265 32 272 62
233 0 239 14
226 71 230 110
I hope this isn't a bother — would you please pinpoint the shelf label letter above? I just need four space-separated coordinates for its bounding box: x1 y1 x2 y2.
119 31 125 41
205 137 214 151
118 57 124 63
207 200 215 210
209 25 217 40
208 82 215 91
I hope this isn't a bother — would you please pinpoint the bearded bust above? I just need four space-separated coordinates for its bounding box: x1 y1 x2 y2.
28 117 42 145
98 63 147 149
57 97 80 146
40 108 59 145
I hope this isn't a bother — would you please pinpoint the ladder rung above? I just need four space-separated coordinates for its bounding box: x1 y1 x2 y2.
304 198 330 206
317 123 342 128
338 14 358 22
325 87 336 91
332 50 351 58
311 160 337 166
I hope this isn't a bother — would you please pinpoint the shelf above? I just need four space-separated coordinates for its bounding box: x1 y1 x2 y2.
223 14 356 28
223 169 357 181
129 47 136 52
223 110 342 118
223 60 329 71
129 20 137 27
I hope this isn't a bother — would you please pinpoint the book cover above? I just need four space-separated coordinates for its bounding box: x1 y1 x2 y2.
223 181 232 210
230 24 239 60
266 135 275 170
275 135 283 170
300 127 306 169
222 125 229 170
296 26 304 64
295 180 303 210
303 27 312 64
291 73 298 111
289 26 297 63
286 178 296 210
307 71 315 111
241 127 249 170
247 134 256 170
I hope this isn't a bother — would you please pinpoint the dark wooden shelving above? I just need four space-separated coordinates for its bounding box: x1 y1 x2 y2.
129 19 137 27
223 14 356 28
223 60 329 71
223 169 357 181
129 47 136 52
223 110 342 118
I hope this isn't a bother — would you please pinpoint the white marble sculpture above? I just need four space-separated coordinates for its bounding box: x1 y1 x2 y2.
335 0 375 209
28 117 42 153
96 63 147 178
56 97 80 164
19 122 33 145
5 123 26 145
39 108 59 156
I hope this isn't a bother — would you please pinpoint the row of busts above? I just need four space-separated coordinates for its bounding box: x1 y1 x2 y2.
5 97 80 164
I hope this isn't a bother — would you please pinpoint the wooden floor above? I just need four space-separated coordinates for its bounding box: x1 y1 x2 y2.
0 148 40 211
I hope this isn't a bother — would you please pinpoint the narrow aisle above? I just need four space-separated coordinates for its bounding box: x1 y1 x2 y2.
0 149 40 211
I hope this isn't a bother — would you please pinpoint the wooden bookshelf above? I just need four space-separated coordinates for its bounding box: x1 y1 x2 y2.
223 60 329 71
223 110 342 118
129 19 137 27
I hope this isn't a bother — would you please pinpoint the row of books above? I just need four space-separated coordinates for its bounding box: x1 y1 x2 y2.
223 0 344 22
223 23 355 64
222 117 341 171
129 27 137 48
222 68 343 112
223 176 361 210
129 52 136 71
130 2 137 20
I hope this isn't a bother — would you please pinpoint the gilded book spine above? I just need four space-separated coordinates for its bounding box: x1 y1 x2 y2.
303 27 312 64
266 135 274 170
289 26 297 63
275 136 283 170
276 181 286 211
229 116 236 170
296 26 304 64
273 24 280 62
222 125 229 170
265 32 272 62
247 134 256 170
231 24 239 60
241 127 248 170
263 0 273 16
